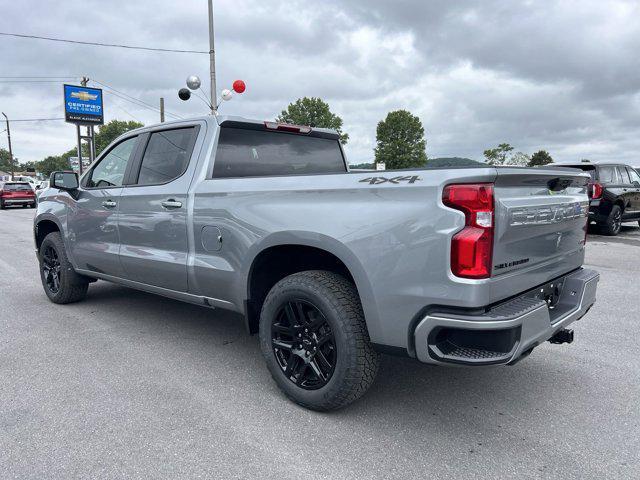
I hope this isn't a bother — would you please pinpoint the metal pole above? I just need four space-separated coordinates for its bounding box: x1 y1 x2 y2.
89 125 96 163
80 76 90 173
208 0 217 114
1 112 14 180
76 124 83 175
160 97 165 122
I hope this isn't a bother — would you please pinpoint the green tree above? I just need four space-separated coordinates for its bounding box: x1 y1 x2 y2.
19 160 37 171
483 143 514 165
94 120 143 156
277 97 349 144
37 155 71 177
508 151 531 166
528 150 554 167
0 148 13 172
374 110 427 170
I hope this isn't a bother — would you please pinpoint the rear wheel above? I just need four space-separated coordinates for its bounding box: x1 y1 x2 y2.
0 200 4 209
259 270 379 411
39 232 89 304
601 205 623 236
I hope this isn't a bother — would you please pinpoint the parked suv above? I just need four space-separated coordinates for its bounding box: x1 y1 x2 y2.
550 162 640 235
0 181 36 209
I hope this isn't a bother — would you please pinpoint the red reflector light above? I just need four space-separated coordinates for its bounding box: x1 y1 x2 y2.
264 121 312 134
443 183 494 279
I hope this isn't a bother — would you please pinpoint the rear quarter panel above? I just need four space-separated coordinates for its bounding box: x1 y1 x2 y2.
190 167 499 349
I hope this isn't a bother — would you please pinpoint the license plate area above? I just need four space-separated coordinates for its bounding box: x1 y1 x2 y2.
523 278 565 310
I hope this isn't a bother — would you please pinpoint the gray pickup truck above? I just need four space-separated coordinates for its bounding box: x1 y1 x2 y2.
34 115 599 410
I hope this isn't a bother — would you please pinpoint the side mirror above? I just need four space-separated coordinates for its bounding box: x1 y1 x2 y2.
50 171 79 191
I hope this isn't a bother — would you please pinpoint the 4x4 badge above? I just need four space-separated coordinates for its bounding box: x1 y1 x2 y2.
358 175 421 185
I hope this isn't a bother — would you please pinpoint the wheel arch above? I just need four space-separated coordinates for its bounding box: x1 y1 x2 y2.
243 232 377 336
34 215 63 251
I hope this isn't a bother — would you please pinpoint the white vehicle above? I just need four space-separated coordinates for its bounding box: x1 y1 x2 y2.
13 176 38 188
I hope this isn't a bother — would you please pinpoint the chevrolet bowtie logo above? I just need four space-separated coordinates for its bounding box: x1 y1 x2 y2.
70 91 98 101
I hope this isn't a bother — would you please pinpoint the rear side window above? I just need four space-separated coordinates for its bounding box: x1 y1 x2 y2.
597 166 618 184
212 127 346 178
136 127 197 185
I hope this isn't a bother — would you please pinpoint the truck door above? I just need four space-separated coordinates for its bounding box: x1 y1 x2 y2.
626 167 640 217
117 124 202 292
615 166 635 219
67 135 139 277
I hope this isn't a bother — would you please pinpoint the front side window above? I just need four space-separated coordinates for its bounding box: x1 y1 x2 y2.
86 136 137 188
136 127 197 186
212 127 346 178
628 167 640 186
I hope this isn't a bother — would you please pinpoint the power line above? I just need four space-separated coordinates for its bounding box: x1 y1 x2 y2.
6 118 65 122
92 79 181 120
0 80 76 83
0 75 78 78
0 32 208 54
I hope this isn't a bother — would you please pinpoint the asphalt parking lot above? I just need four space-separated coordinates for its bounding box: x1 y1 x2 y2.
1 207 638 479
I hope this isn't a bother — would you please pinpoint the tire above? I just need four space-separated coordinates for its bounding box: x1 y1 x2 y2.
39 232 89 304
30 202 36 208
0 200 4 210
259 270 379 411
601 205 623 236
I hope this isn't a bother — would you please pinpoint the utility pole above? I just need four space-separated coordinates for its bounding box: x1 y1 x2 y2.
1 112 14 180
208 0 217 114
160 97 165 122
77 75 96 174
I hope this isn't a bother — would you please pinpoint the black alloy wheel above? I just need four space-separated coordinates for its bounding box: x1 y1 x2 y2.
41 245 61 294
612 209 622 233
271 299 337 390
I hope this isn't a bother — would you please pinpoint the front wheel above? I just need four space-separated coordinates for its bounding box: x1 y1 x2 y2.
259 270 379 411
39 232 89 304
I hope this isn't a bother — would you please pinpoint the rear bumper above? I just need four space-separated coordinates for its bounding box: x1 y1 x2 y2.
2 198 35 204
413 268 599 366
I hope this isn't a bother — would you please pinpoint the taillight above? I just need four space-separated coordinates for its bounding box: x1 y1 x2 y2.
589 182 603 199
443 183 494 279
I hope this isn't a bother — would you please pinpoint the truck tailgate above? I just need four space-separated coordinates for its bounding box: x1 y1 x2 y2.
492 167 590 279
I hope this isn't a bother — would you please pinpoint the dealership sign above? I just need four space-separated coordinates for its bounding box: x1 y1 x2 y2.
63 84 104 125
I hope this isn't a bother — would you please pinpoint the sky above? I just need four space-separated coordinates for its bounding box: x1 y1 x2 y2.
1 0 639 166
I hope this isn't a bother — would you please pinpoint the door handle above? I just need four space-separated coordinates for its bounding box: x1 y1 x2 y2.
161 199 183 209
102 200 117 209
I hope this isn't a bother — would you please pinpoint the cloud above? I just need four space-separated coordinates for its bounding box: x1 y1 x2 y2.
1 0 639 165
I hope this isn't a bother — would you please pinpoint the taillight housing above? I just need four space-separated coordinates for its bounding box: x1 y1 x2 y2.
589 182 603 200
443 183 494 279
